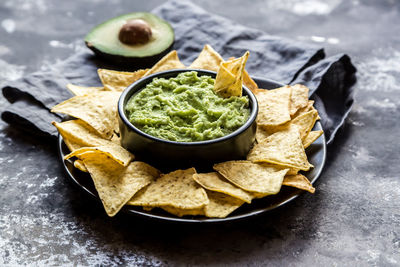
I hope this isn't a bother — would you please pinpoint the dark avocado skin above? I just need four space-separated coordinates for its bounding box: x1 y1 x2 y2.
85 40 174 68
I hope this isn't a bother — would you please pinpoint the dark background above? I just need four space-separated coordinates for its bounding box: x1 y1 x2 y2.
1 0 399 265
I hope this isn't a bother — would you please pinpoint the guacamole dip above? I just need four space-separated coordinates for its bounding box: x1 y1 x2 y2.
125 71 250 142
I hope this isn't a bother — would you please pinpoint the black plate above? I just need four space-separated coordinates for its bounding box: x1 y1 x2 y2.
58 77 326 223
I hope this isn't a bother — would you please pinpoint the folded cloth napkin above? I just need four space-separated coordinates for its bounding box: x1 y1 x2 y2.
1 0 356 144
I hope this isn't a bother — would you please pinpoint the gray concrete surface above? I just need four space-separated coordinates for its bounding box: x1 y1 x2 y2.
0 0 399 265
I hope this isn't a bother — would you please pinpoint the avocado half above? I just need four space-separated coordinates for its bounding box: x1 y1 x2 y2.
85 12 174 67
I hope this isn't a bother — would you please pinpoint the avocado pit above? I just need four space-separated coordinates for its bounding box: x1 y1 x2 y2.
119 19 152 45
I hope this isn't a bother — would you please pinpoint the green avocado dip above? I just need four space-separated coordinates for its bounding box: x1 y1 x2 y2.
125 71 250 142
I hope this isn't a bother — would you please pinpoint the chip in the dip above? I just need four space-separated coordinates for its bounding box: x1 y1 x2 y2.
125 71 250 142
214 51 249 97
190 47 259 93
213 161 289 196
227 56 259 93
128 168 208 210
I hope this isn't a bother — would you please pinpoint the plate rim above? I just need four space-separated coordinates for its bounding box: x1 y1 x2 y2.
57 77 327 223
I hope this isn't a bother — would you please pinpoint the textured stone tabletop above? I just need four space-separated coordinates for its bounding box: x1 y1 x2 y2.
0 0 399 266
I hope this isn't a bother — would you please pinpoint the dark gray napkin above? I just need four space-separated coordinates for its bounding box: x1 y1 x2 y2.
1 0 356 145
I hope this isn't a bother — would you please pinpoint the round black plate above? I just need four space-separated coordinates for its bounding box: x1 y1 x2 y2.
58 77 326 223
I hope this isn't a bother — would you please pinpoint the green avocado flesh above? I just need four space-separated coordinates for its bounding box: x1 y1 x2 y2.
85 12 174 59
125 71 251 142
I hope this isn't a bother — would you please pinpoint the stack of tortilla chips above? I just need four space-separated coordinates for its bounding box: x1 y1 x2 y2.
51 45 322 218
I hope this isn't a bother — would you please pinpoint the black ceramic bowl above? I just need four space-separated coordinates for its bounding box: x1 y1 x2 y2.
118 69 258 170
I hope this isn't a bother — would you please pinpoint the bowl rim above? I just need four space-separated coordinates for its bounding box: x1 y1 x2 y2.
118 69 259 146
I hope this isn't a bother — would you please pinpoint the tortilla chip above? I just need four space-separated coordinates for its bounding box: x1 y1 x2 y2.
55 121 132 168
189 44 224 71
286 168 300 175
204 191 244 218
227 56 258 93
64 145 134 167
303 130 323 148
214 51 249 97
67 84 106 96
51 91 120 139
309 105 321 120
98 69 148 91
256 86 292 127
292 100 314 119
52 120 112 148
80 153 160 217
74 160 88 172
247 126 313 171
62 137 82 152
193 172 254 203
291 110 318 140
256 162 299 177
213 64 236 95
256 109 318 143
283 174 315 193
144 50 185 76
161 190 244 218
110 133 121 145
289 84 309 115
264 109 319 141
243 69 259 93
161 206 205 217
128 168 208 210
213 161 288 195
255 124 271 143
